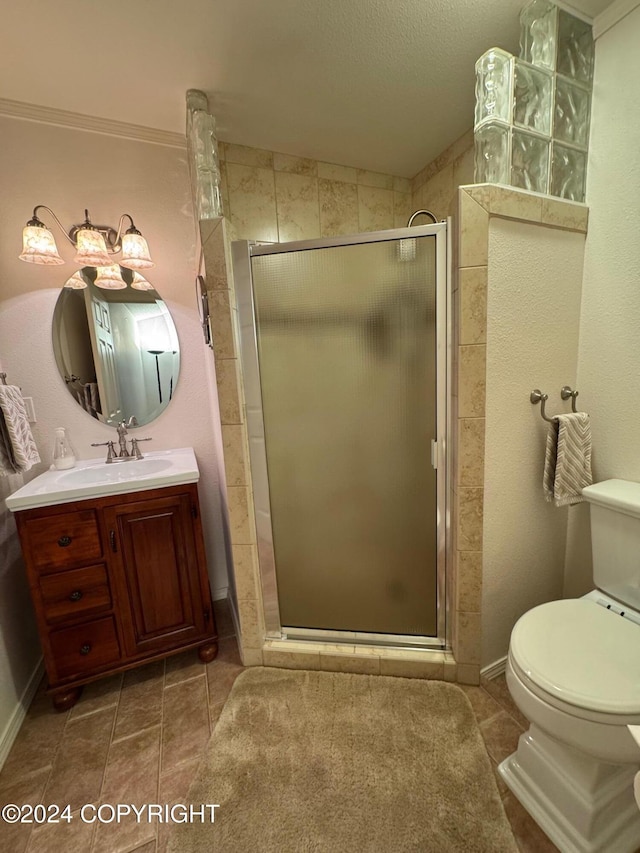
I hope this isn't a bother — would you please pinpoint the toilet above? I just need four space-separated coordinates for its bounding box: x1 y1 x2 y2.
499 479 640 853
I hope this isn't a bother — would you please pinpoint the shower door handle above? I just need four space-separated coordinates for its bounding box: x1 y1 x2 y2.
431 439 438 470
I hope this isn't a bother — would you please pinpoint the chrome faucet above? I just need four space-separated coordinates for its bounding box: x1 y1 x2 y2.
91 416 152 463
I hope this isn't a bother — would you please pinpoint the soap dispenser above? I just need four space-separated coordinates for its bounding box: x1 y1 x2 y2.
52 427 76 470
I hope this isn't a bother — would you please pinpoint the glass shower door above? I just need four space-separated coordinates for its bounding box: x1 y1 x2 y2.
236 225 447 641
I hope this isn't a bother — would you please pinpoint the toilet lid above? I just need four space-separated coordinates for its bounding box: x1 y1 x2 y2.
510 599 640 715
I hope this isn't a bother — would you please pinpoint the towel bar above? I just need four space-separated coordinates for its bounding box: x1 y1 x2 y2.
530 386 582 422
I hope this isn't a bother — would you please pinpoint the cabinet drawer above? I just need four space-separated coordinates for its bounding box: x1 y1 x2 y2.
24 510 102 573
49 616 120 680
40 564 111 624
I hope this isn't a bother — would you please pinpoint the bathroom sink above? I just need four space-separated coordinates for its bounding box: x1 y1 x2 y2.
59 457 173 486
5 447 200 511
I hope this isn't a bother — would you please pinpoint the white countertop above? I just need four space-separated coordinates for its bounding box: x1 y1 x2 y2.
5 447 200 512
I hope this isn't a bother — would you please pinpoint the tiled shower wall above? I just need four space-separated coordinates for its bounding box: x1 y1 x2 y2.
412 129 474 220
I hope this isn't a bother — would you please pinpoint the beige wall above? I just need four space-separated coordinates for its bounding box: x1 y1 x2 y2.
0 114 227 752
218 143 412 242
482 219 585 666
412 130 474 221
564 3 640 597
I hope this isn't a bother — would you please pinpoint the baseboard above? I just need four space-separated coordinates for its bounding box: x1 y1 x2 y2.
481 655 507 680
0 657 45 771
212 585 229 601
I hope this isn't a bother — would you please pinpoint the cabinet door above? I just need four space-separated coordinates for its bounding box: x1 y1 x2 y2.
105 493 207 656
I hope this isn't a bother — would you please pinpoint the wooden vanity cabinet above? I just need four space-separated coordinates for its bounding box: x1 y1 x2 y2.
15 483 218 710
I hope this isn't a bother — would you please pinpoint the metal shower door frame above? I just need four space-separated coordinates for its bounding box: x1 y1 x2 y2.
232 221 451 649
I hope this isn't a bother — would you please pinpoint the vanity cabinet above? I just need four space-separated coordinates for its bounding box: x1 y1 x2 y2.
15 483 218 710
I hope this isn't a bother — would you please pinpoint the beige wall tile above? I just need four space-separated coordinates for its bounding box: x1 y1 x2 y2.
220 160 230 219
222 424 248 487
456 611 482 665
262 649 321 670
443 656 457 682
319 653 381 674
231 544 260 600
202 223 228 288
218 141 226 161
458 418 485 487
318 162 357 183
456 663 481 685
358 185 394 232
456 551 483 612
216 358 242 425
273 152 318 176
275 171 320 242
393 192 413 228
459 266 487 345
457 487 484 551
199 217 222 248
209 291 236 359
319 178 359 236
239 647 263 666
225 143 273 169
489 186 542 222
540 197 589 232
237 599 263 647
226 163 278 242
393 176 412 194
379 658 444 679
458 344 486 417
357 169 394 190
462 184 491 211
421 163 454 220
227 486 251 544
453 145 475 189
459 190 489 267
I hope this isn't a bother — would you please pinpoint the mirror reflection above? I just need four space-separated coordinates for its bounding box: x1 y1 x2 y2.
52 268 180 427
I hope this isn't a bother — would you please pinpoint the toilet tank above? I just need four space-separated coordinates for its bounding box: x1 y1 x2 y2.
582 479 640 611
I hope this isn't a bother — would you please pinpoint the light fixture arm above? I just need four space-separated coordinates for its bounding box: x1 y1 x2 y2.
114 213 139 247
29 205 77 247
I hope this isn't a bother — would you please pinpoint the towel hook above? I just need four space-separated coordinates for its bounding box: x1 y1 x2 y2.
560 385 579 413
0 373 6 386
530 389 555 423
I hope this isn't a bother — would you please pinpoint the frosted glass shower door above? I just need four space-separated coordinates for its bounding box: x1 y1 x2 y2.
246 231 443 638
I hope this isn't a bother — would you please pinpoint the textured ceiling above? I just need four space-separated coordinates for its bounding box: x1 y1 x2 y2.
0 0 611 177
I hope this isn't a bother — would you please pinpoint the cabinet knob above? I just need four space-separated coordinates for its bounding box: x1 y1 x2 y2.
79 644 92 656
69 590 83 602
58 535 72 547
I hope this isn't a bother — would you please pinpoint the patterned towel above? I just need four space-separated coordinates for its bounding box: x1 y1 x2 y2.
0 385 41 475
543 412 592 506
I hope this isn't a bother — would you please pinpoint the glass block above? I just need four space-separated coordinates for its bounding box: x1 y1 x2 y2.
186 90 223 220
557 10 594 84
474 122 510 184
511 130 549 193
520 0 558 71
513 60 553 136
551 143 586 201
554 76 590 148
475 48 513 128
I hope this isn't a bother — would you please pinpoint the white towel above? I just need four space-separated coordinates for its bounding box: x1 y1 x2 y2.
0 385 41 475
543 412 592 506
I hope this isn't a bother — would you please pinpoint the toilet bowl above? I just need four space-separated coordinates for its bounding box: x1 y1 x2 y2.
499 480 640 853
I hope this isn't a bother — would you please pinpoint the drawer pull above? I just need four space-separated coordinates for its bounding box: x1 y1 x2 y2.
80 643 92 656
109 530 117 553
69 590 83 602
58 535 72 548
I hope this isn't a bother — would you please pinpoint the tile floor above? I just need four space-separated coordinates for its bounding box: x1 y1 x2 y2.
0 599 559 853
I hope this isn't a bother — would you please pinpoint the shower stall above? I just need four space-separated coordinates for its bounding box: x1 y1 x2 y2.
232 221 450 648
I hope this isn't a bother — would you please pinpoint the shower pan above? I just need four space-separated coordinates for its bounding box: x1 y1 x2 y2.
232 222 450 648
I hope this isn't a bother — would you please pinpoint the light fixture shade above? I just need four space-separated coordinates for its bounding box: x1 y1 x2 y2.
63 271 88 289
120 232 154 270
94 265 127 290
19 224 65 265
74 228 111 266
130 272 154 291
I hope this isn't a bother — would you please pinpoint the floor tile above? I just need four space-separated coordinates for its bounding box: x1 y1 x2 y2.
68 673 123 720
0 767 51 853
25 809 95 853
213 599 235 639
502 792 560 852
165 650 207 688
131 842 157 853
0 693 69 784
481 674 530 729
206 638 244 707
460 684 504 723
157 760 200 853
479 710 524 766
42 706 115 812
161 677 210 774
113 661 164 742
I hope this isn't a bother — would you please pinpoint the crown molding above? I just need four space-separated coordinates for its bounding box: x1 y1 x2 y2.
0 98 186 149
594 0 640 39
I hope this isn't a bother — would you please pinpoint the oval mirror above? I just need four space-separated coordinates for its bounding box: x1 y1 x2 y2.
52 267 180 427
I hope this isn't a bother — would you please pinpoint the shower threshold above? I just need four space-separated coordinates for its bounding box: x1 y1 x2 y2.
280 626 447 651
